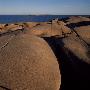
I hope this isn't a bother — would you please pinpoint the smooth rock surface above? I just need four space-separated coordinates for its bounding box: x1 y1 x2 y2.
75 25 90 44
0 34 61 90
66 16 90 24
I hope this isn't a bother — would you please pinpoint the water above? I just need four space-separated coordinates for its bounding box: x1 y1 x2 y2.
0 15 89 24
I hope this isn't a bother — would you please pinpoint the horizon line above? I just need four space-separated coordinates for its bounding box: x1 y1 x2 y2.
0 14 90 15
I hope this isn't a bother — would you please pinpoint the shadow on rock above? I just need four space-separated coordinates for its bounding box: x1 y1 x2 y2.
43 36 90 90
67 21 90 29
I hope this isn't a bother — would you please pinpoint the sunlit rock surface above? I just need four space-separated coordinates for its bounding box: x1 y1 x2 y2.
75 25 90 44
0 34 61 90
66 16 90 24
0 16 90 90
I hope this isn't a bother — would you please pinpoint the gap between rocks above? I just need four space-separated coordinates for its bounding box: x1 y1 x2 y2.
43 36 90 90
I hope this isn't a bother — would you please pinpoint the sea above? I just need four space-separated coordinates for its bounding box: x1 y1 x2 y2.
0 15 89 24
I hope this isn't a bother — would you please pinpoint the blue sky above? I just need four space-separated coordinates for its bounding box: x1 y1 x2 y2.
0 0 90 15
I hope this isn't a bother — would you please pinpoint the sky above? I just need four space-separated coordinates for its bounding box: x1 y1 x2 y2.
0 0 90 15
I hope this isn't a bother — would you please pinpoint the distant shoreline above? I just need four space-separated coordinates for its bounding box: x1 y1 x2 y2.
0 15 89 24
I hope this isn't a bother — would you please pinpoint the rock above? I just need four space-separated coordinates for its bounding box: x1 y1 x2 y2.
56 30 90 89
0 24 5 29
23 22 39 30
0 20 71 38
43 30 90 89
58 21 66 26
51 20 71 37
39 22 49 25
61 32 90 64
66 16 90 24
0 34 14 49
52 18 59 24
25 24 52 37
0 24 23 34
26 20 71 37
0 34 61 90
4 24 23 31
0 24 6 33
75 25 90 44
0 87 4 90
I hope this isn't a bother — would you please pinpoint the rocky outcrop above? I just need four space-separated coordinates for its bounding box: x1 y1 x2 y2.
42 20 90 89
0 24 5 29
67 21 90 29
0 34 61 90
0 24 5 33
62 32 90 64
51 19 71 37
43 30 90 90
26 24 52 37
25 19 71 37
65 16 90 29
0 24 23 34
23 22 39 30
59 32 90 90
66 16 90 24
0 19 71 38
75 25 90 44
0 16 90 90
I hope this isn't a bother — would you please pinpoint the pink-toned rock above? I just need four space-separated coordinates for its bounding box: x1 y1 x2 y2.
75 25 90 44
23 22 39 30
58 21 66 26
4 24 23 31
62 32 90 64
26 24 52 37
0 24 6 33
51 19 71 37
0 24 5 29
0 34 61 90
0 24 23 34
26 19 71 37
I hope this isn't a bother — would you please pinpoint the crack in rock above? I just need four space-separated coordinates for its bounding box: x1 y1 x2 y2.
0 86 11 90
0 35 15 51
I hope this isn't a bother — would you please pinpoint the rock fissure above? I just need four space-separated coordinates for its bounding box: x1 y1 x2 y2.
0 85 11 90
0 35 15 51
73 29 90 46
